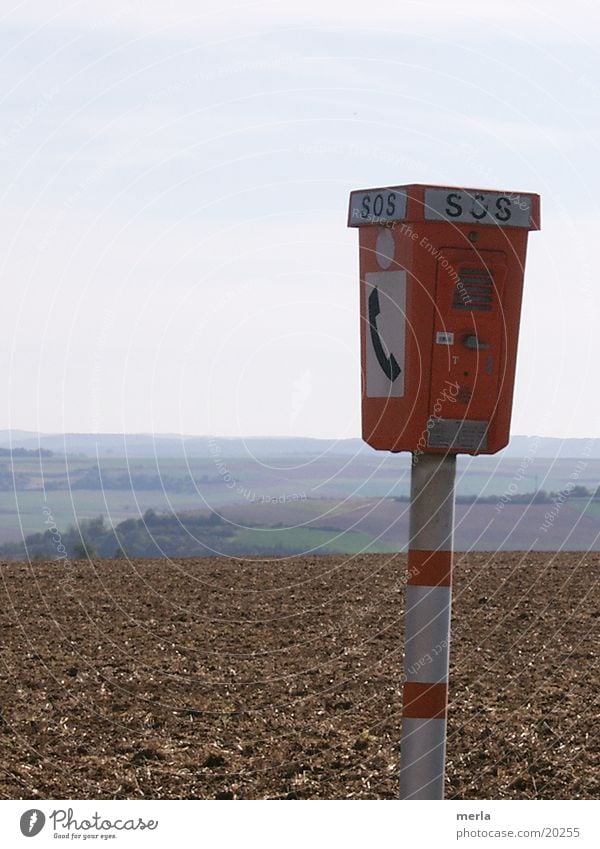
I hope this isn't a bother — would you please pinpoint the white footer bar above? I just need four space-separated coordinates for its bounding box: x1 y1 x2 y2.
0 799 597 848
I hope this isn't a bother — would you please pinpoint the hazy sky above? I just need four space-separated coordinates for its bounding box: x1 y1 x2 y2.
2 0 599 438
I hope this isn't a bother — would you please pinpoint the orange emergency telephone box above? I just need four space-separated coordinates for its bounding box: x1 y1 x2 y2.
348 184 540 454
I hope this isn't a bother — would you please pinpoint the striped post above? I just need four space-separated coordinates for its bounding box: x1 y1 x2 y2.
400 452 456 800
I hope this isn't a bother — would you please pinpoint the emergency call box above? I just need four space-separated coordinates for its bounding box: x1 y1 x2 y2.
348 184 540 455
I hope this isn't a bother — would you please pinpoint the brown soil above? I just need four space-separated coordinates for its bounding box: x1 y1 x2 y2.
0 552 598 799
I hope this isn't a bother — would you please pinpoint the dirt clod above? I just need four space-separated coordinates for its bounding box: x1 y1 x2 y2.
0 553 597 799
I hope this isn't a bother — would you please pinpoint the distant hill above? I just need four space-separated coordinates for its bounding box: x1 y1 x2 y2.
0 430 598 459
0 432 370 457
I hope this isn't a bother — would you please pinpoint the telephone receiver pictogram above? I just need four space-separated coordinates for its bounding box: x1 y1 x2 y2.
368 287 401 381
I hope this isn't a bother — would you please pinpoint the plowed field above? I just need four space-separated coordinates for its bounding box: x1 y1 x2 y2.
0 553 598 799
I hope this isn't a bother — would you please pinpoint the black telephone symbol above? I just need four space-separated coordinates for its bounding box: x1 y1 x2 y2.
368 287 401 382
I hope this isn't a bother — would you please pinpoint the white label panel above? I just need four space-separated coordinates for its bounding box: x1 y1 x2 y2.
365 270 406 398
427 418 488 450
424 187 533 227
348 187 407 226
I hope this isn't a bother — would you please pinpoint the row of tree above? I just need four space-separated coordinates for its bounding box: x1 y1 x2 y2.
0 510 236 560
395 486 600 504
0 447 53 457
0 461 225 492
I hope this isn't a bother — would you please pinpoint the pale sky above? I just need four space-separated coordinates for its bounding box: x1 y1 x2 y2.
2 0 599 438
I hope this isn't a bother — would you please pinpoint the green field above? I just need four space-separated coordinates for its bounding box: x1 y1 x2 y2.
231 526 394 555
1 452 599 552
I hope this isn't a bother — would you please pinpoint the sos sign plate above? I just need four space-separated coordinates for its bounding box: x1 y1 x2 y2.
423 187 533 227
348 187 408 225
348 185 536 229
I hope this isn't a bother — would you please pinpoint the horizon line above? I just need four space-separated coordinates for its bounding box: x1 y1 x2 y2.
0 430 598 442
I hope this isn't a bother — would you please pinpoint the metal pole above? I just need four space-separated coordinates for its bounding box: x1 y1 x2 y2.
400 452 456 800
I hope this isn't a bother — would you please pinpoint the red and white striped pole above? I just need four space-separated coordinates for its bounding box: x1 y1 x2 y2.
400 452 456 800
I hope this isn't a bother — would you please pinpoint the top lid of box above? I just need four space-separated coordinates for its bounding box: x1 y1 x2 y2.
347 183 540 230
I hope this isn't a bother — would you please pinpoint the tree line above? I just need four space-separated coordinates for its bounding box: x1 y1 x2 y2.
0 510 236 561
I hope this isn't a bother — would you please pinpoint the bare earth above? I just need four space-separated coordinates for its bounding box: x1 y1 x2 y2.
0 553 598 799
